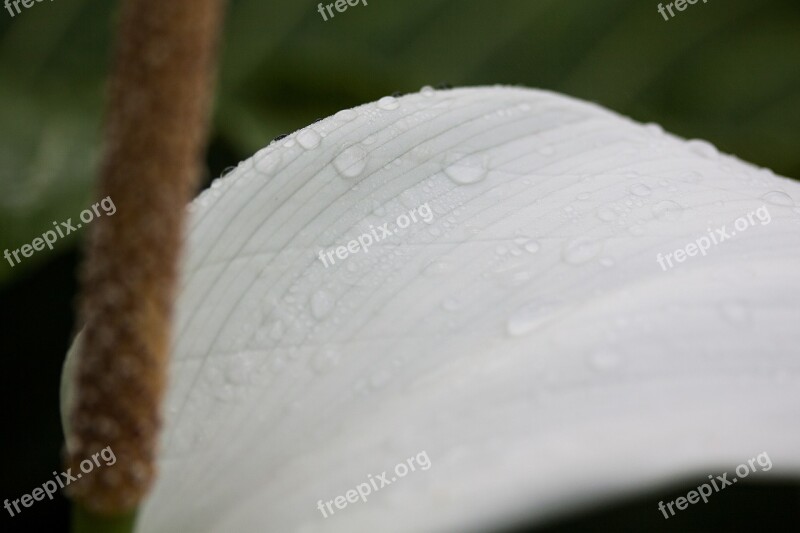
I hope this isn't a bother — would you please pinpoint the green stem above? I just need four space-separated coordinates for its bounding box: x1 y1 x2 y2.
72 505 137 533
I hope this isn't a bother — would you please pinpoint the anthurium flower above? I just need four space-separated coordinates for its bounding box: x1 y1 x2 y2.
64 86 800 532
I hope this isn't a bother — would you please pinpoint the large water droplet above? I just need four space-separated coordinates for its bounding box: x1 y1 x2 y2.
377 96 400 110
335 109 357 122
562 237 602 264
444 153 488 185
254 150 282 175
420 85 435 97
297 128 321 150
334 145 368 178
644 123 664 135
761 190 795 207
652 200 683 220
687 139 718 159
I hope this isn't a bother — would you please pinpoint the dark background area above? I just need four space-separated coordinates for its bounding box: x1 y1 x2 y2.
1 0 799 531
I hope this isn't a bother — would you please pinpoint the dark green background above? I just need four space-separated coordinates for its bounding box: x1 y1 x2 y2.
1 1 798 531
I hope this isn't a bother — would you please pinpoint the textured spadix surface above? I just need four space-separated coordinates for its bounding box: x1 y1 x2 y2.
77 87 800 531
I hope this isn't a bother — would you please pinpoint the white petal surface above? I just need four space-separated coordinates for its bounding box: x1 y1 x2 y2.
124 87 800 532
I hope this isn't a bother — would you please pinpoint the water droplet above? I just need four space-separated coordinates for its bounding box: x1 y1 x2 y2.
652 200 683 220
377 96 400 110
525 241 540 253
420 85 435 97
297 128 321 150
588 349 623 371
444 154 488 185
283 138 296 148
311 348 341 374
644 123 664 135
687 139 718 159
630 183 651 197
761 191 795 207
254 150 282 175
336 109 357 122
507 302 559 337
562 237 602 264
334 145 368 178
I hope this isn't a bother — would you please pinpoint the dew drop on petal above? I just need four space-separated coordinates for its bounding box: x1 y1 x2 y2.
562 237 602 264
297 128 321 150
761 190 795 207
254 150 282 175
444 154 488 185
652 200 683 219
335 109 357 122
334 145 368 178
525 241 541 253
687 139 719 159
377 96 400 110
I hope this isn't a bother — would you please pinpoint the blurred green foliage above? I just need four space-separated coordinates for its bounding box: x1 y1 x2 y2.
1 0 798 285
